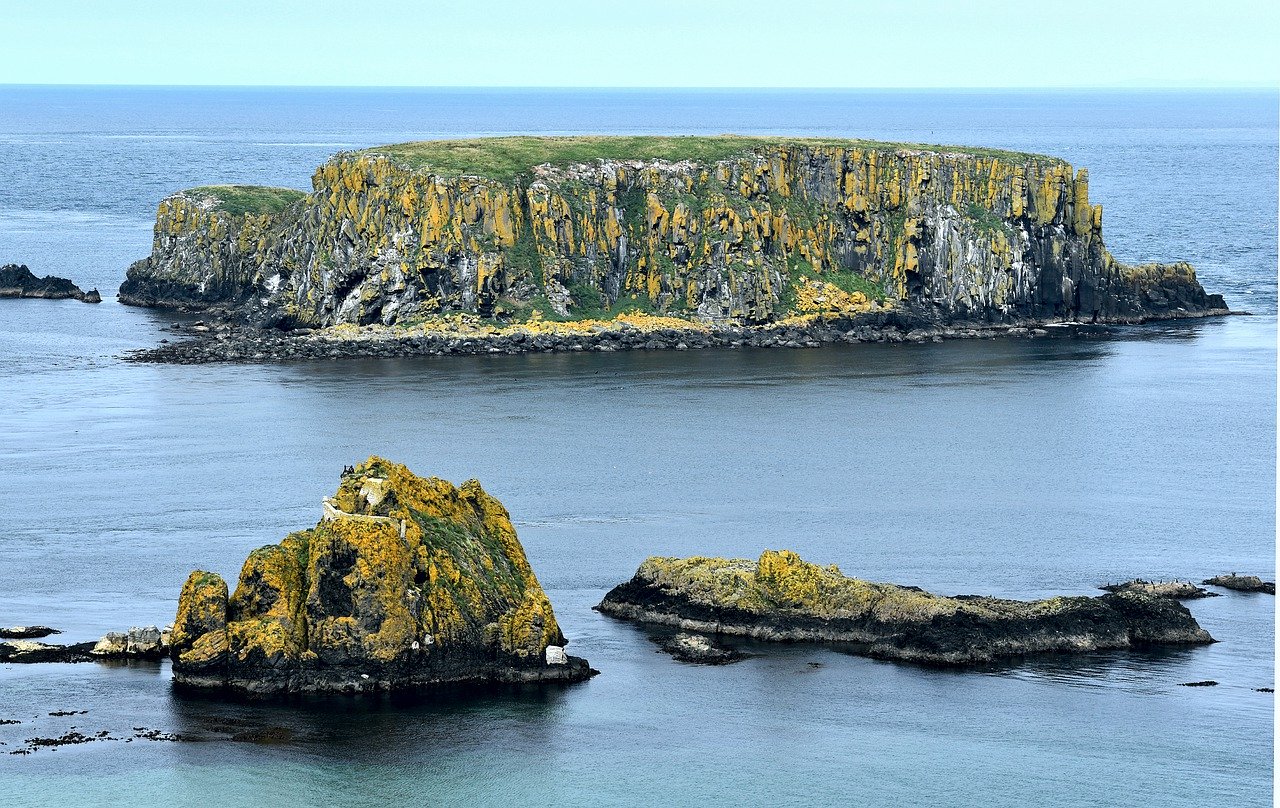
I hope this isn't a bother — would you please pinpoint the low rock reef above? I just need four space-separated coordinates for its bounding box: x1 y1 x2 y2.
1100 579 1217 600
1203 574 1275 595
0 264 100 303
118 136 1227 363
0 625 169 663
170 457 593 694
597 551 1214 666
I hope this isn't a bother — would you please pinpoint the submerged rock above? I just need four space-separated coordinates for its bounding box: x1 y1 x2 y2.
597 551 1215 666
1202 574 1275 595
1100 579 1218 600
0 264 100 303
170 457 593 694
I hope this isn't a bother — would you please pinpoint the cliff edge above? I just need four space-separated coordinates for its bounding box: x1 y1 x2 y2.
597 550 1214 665
120 136 1225 332
171 457 592 694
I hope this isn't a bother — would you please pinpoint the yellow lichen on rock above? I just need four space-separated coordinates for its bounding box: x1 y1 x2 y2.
170 457 583 692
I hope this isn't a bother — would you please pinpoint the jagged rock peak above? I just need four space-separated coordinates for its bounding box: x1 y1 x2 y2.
171 457 592 694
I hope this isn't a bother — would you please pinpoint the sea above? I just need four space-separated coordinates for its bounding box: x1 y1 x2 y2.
0 87 1274 807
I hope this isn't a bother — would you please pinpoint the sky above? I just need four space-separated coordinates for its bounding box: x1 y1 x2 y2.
3 0 1278 88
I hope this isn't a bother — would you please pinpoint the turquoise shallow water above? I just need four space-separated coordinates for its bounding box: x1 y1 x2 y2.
0 88 1274 806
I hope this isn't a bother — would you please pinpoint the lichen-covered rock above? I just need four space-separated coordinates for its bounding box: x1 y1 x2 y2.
1 264 100 303
597 550 1215 665
170 457 592 694
119 137 1226 331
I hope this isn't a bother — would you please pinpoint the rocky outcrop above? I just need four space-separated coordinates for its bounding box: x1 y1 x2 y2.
170 457 593 694
657 632 747 665
90 626 170 659
1203 574 1275 595
0 625 60 639
120 137 1226 334
597 551 1215 666
1 264 100 303
1100 579 1218 600
0 640 95 663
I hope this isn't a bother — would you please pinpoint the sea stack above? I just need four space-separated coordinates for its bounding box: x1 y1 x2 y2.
597 550 1215 666
170 457 592 694
120 137 1225 331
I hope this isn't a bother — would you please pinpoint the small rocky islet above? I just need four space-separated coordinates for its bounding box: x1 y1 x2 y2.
0 263 101 303
115 135 1229 363
596 551 1216 666
169 457 593 694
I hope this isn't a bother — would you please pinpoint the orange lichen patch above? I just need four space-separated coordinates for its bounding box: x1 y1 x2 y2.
171 570 229 664
793 278 874 315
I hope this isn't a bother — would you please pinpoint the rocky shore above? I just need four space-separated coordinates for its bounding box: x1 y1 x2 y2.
0 264 100 303
597 551 1215 666
123 306 1232 364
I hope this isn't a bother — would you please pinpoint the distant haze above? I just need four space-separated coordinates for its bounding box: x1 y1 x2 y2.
3 0 1277 88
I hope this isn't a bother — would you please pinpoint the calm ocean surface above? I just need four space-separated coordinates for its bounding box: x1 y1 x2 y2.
0 88 1274 807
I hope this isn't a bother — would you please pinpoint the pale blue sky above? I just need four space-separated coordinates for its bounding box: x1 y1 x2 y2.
4 0 1277 87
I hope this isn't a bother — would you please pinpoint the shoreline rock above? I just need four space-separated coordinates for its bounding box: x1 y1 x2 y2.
122 307 1235 365
90 626 170 660
1100 579 1218 600
0 264 100 303
0 640 97 663
1203 574 1275 595
596 551 1215 666
170 457 594 695
0 626 61 640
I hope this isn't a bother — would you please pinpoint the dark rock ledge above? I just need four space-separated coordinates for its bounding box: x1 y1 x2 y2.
1202 574 1275 595
596 551 1216 667
122 307 1236 365
0 264 100 303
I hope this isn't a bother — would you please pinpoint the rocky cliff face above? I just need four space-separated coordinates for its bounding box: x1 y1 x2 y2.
170 457 592 694
597 550 1214 665
120 137 1225 329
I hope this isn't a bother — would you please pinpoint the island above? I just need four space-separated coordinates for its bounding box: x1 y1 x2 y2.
1 264 101 303
117 136 1227 362
596 550 1215 665
170 458 593 694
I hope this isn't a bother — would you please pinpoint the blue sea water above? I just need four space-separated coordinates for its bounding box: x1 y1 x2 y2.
0 87 1274 807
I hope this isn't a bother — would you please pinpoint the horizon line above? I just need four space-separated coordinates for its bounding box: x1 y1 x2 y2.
2 82 1277 92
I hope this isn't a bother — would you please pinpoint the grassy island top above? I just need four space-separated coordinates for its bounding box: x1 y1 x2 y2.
356 135 1056 181
183 185 307 216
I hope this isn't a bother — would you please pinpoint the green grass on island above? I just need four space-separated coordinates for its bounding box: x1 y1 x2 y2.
185 185 307 216
357 135 1054 181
